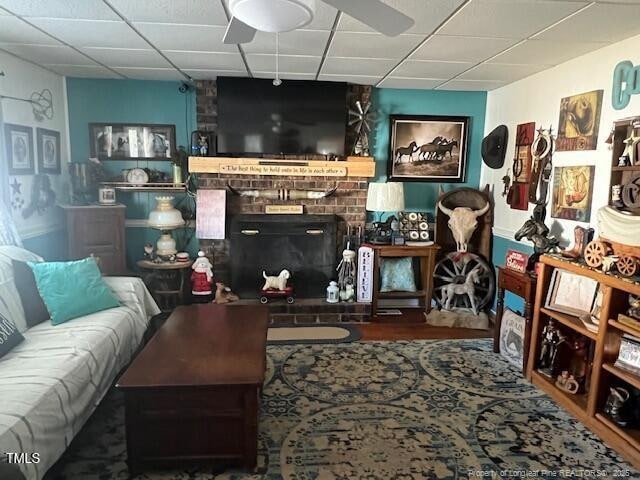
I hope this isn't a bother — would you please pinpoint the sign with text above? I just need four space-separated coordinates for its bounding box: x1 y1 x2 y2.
265 205 303 214
219 163 347 177
505 249 529 273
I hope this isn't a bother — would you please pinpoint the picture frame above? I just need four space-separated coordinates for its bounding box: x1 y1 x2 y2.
545 269 599 317
4 123 35 175
89 123 176 160
387 114 469 183
556 90 603 151
551 165 595 222
36 128 61 174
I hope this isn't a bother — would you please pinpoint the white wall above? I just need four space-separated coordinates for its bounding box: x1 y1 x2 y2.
482 33 640 245
0 51 69 239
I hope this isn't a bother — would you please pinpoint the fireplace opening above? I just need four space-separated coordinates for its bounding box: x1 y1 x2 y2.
230 214 338 298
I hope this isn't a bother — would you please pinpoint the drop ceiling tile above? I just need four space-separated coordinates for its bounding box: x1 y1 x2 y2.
322 57 397 76
377 77 444 89
134 23 237 53
411 35 516 62
489 39 607 65
113 67 184 80
0 0 119 20
81 47 170 68
328 32 422 59
338 0 465 35
163 50 245 70
28 18 149 48
253 72 317 81
304 1 338 30
246 54 320 74
459 63 550 82
534 3 640 43
317 73 380 85
184 69 248 80
0 43 93 65
108 0 228 25
392 60 473 78
242 30 331 55
0 7 10 15
43 64 121 78
0 16 60 45
437 79 507 91
440 0 588 39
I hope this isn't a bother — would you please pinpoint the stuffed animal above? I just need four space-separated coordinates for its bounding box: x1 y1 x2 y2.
262 269 290 291
215 282 239 304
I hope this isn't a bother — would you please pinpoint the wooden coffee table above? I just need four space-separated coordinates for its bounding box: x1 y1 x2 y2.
117 304 269 473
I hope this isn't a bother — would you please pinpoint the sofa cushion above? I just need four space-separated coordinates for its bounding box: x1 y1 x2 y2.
0 298 24 359
12 260 50 327
28 258 120 325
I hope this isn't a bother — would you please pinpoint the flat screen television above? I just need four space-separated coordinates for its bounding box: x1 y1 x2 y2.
216 77 347 156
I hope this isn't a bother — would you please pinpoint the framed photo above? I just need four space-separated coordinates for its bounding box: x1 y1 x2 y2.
4 124 34 175
551 165 595 222
545 269 599 317
36 128 61 174
556 90 603 151
89 123 176 160
388 115 469 182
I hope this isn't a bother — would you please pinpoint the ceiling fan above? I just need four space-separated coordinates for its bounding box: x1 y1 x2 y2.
223 0 415 44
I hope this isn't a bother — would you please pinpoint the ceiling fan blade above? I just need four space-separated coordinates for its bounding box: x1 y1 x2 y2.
223 16 257 44
322 0 414 36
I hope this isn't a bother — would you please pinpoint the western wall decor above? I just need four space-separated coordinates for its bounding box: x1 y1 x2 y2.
528 126 553 206
36 128 61 174
348 99 377 156
481 124 508 169
388 114 469 182
612 60 640 110
507 122 535 210
4 123 34 175
398 211 430 243
551 165 595 222
556 90 603 151
89 123 175 160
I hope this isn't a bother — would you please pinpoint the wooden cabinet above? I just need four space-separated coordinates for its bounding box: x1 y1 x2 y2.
62 205 126 275
527 254 640 468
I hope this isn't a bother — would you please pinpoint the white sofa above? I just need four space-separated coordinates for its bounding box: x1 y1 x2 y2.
0 246 160 480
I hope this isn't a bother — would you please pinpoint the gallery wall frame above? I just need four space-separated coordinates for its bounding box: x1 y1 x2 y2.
36 127 61 174
89 123 176 161
4 123 34 175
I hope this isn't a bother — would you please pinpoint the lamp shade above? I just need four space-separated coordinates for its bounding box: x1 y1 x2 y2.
148 196 184 230
366 183 405 212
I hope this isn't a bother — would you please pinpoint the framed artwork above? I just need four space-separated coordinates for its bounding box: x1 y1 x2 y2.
36 128 61 174
4 124 34 175
551 165 595 221
556 90 603 151
89 123 176 160
545 269 599 317
387 115 469 182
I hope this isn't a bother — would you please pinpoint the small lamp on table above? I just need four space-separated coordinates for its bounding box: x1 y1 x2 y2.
365 182 405 244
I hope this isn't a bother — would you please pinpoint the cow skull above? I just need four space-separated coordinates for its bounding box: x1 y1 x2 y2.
438 201 490 252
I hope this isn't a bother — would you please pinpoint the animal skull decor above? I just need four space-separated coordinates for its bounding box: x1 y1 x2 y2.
437 201 490 252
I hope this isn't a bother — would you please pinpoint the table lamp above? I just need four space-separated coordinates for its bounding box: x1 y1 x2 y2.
366 182 405 244
148 196 185 257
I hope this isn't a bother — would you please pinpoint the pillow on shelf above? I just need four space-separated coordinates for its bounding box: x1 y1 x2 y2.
12 260 50 328
28 257 120 325
380 257 417 293
0 297 24 359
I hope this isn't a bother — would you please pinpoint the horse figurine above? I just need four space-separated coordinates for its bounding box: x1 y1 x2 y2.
441 266 482 315
514 216 560 269
395 141 417 164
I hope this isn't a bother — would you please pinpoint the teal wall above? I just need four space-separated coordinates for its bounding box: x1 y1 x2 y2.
66 78 198 267
492 234 535 314
372 88 487 213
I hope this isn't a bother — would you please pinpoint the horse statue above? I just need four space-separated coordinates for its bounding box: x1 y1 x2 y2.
441 266 482 315
395 141 417 164
514 216 560 269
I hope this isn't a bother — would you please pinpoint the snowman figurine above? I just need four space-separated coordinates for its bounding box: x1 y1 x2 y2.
191 251 214 302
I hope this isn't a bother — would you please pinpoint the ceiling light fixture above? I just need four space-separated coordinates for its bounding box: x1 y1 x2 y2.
273 33 282 86
230 0 314 33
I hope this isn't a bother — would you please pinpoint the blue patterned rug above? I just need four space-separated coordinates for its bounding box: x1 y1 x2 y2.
45 339 637 479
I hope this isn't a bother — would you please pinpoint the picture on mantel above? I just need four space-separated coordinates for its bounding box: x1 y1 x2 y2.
555 90 603 151
551 165 595 222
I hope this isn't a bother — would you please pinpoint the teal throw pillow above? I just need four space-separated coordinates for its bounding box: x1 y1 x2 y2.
28 257 120 325
380 257 417 292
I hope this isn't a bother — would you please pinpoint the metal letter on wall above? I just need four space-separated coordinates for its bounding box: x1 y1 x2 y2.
612 60 640 110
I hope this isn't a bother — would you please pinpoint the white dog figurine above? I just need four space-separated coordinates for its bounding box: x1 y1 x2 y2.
262 269 290 291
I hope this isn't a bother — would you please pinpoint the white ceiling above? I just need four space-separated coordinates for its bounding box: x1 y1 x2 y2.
0 0 639 91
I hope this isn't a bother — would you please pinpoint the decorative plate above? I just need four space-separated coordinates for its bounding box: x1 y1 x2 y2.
126 168 149 185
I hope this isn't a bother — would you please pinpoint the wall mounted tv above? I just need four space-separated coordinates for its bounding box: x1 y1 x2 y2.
216 77 347 157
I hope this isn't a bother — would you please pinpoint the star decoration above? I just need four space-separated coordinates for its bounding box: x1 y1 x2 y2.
622 134 640 165
10 177 21 195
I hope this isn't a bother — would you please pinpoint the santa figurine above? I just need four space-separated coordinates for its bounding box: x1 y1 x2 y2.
191 251 214 302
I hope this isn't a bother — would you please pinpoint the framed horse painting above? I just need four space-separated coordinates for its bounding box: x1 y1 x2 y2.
388 115 469 182
89 123 176 161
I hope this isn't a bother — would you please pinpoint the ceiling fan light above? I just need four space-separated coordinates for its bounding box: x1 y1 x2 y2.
230 0 314 33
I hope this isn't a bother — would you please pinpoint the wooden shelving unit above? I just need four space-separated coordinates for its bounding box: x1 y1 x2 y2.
100 181 187 193
527 254 640 468
608 116 640 213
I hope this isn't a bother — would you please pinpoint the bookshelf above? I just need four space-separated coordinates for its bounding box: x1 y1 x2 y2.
527 254 640 468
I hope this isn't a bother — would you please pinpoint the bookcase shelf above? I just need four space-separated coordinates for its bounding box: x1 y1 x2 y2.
527 254 640 468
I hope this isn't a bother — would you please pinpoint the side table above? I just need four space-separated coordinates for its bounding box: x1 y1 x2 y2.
493 266 537 376
137 260 194 311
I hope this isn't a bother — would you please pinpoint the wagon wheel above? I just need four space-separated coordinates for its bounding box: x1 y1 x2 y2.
433 252 495 313
617 255 637 277
584 241 607 268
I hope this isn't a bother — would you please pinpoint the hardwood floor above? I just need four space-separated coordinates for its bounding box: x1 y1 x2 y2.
358 322 493 341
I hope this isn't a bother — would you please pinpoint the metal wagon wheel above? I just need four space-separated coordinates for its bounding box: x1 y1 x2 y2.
433 252 495 312
584 241 607 268
617 255 638 277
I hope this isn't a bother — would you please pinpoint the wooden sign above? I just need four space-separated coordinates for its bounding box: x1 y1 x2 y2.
265 205 303 214
219 163 346 177
505 249 529 273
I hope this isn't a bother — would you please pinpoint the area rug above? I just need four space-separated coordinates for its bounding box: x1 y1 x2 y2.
45 339 637 479
267 324 361 344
